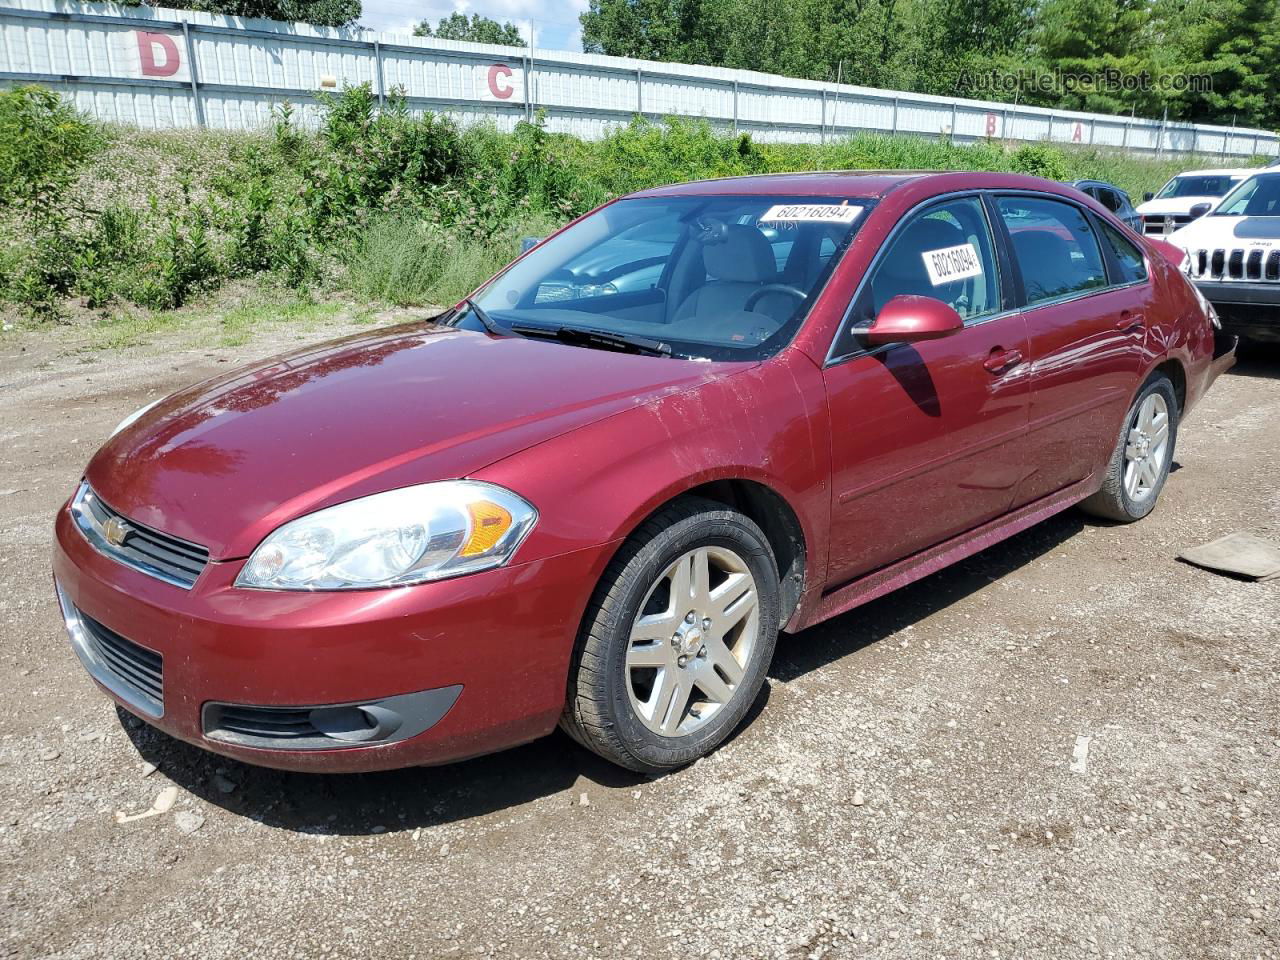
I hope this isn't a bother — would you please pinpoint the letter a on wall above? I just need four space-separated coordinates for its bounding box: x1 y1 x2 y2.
137 32 182 78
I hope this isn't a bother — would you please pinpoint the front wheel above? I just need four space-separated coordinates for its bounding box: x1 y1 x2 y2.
1080 373 1179 522
560 497 780 773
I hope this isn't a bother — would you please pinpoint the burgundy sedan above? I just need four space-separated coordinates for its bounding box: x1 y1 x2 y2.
53 172 1236 774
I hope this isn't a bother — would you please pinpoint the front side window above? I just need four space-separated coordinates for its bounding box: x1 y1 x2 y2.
472 195 871 361
867 197 1001 321
1212 173 1280 217
997 196 1107 305
1155 175 1242 199
1098 221 1148 284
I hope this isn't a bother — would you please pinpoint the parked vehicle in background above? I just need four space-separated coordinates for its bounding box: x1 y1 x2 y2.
1068 179 1142 231
53 172 1235 776
1173 169 1280 342
1136 169 1253 236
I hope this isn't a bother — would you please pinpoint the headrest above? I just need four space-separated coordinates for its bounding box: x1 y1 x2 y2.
1011 229 1072 263
900 217 967 253
704 225 777 283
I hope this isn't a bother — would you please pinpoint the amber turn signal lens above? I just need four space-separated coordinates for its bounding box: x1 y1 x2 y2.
459 500 513 557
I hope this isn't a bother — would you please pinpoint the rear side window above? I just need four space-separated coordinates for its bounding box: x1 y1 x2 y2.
867 196 1000 321
1098 189 1123 213
1098 221 1148 284
996 197 1107 305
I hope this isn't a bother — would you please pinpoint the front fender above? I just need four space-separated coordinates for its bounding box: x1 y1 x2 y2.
473 349 832 625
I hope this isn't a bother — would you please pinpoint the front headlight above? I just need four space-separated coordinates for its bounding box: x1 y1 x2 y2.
236 481 537 591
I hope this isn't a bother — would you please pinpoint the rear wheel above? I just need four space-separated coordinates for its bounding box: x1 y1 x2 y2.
1080 373 1178 522
561 497 780 773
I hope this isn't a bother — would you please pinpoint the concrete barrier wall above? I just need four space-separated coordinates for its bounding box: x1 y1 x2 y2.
2 0 1276 158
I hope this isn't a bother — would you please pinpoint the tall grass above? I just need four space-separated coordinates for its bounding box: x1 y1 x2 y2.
345 214 560 305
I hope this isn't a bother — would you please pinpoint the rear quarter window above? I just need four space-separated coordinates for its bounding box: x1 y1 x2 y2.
1098 221 1148 284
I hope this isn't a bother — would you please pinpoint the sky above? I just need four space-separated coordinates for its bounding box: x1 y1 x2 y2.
357 0 588 52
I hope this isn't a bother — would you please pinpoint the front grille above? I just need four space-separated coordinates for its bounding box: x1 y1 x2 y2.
1143 214 1191 235
1186 247 1280 282
71 483 209 589
56 584 164 718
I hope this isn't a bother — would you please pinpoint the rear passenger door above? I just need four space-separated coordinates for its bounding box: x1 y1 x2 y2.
992 195 1149 504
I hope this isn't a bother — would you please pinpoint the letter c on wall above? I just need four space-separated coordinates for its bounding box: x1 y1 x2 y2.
137 32 181 77
487 63 514 100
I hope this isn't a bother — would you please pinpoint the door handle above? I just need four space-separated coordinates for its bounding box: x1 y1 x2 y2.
1116 311 1145 333
983 347 1024 374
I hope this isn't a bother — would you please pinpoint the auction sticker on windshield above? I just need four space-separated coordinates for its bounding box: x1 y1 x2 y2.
761 204 864 223
922 243 984 285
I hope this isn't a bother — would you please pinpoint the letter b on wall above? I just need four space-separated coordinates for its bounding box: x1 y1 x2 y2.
137 32 181 77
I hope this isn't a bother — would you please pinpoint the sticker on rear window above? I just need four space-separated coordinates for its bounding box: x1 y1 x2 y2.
760 204 863 224
921 243 984 285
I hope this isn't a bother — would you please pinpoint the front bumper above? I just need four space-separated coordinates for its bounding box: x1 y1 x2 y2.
53 504 613 772
1192 280 1280 342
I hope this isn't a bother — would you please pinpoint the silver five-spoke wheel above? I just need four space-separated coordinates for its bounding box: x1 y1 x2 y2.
1123 392 1170 503
625 545 759 737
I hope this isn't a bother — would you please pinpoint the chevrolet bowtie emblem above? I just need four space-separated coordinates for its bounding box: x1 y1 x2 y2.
103 516 131 547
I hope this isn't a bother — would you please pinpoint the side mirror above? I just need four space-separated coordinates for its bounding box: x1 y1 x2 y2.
520 236 544 253
1189 202 1212 219
1143 192 1155 202
863 295 964 346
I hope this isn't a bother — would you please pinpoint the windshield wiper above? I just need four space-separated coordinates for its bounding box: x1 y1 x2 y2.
509 323 673 357
460 298 518 338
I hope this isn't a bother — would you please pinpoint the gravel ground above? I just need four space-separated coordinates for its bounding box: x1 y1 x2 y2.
1 321 1278 960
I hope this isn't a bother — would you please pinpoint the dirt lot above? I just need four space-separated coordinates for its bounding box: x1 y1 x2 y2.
1 319 1278 960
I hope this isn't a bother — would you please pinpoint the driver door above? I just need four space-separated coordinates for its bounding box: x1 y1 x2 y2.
821 195 1032 586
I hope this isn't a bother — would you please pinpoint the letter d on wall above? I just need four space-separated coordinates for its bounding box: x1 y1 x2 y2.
137 32 181 77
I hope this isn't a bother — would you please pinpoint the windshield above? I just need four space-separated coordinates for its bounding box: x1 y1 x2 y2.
470 195 872 361
1155 174 1242 199
1212 173 1280 217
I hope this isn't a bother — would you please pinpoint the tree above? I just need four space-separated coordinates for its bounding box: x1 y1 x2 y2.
578 0 1280 126
414 12 525 45
1023 0 1159 115
1148 0 1279 127
144 0 362 27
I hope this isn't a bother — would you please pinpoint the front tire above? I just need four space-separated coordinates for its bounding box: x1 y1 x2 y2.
561 497 781 773
1080 373 1179 522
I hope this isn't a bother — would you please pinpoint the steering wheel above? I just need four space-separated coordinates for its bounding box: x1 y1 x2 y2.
744 284 808 312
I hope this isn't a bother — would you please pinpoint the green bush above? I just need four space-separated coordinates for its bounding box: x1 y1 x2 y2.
1009 143 1072 181
0 85 102 211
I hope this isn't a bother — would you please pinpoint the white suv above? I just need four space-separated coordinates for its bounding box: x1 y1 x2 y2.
1171 170 1280 343
1136 168 1253 236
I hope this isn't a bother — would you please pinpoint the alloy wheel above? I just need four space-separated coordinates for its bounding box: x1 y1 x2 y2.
1123 392 1171 502
624 545 760 737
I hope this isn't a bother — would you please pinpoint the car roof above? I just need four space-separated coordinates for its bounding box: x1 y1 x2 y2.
627 170 1086 200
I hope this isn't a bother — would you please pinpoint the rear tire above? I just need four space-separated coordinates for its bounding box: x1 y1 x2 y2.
560 496 780 774
1080 373 1178 523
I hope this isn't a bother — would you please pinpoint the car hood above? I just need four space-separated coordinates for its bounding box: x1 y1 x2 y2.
1170 214 1280 247
85 322 739 559
1136 197 1220 216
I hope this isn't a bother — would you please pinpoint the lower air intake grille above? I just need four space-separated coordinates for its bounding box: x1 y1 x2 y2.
56 584 164 718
